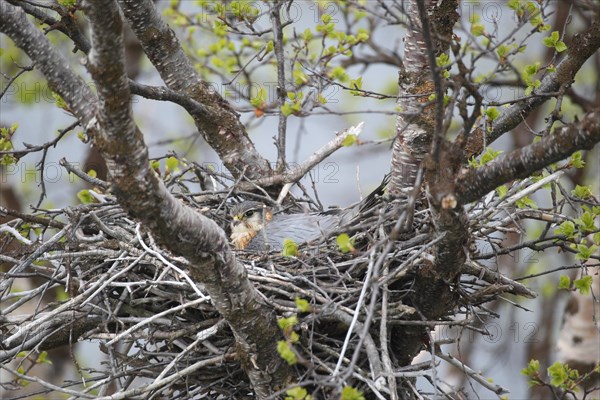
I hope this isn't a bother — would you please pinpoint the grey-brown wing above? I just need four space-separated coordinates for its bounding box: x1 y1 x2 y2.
246 212 341 251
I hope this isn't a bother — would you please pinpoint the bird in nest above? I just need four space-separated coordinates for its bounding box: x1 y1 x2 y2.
230 176 388 252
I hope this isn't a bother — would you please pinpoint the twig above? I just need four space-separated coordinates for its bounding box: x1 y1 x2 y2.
105 297 210 346
269 0 288 172
0 225 33 245
239 122 365 190
462 260 537 299
135 224 209 299
59 157 109 189
437 350 509 396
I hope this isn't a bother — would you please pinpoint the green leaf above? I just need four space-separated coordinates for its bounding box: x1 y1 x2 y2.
281 103 294 117
55 289 69 302
293 69 308 85
250 88 267 108
471 23 485 37
342 134 357 147
521 359 540 377
289 331 299 344
571 185 593 199
480 147 503 165
496 44 509 59
508 0 521 11
575 244 598 261
436 53 450 67
316 22 335 35
516 195 537 209
555 41 567 52
543 31 567 52
0 154 17 166
87 169 97 179
278 315 298 331
573 276 593 295
277 341 297 365
575 211 596 233
558 275 571 290
554 221 576 239
166 156 179 172
57 0 76 6
286 386 311 400
341 386 365 400
301 28 313 41
77 189 95 204
522 62 540 84
52 92 69 111
496 185 508 198
265 40 274 53
211 56 225 68
295 297 311 313
336 233 354 253
330 66 349 82
485 107 500 121
356 29 369 42
569 151 585 168
543 35 556 48
548 361 568 387
349 77 363 95
282 238 299 256
36 351 52 365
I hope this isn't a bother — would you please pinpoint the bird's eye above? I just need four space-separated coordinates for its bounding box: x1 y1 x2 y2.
244 210 255 218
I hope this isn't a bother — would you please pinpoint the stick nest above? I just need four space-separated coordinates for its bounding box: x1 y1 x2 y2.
2 166 583 399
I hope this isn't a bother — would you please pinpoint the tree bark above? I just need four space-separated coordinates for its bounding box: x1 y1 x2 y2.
116 0 272 181
0 1 289 397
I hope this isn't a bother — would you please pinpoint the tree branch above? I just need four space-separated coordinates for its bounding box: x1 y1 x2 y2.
486 18 600 145
388 0 459 198
269 0 288 173
116 0 273 182
237 122 365 190
0 0 288 396
0 2 97 129
6 0 91 53
457 111 600 204
78 1 288 397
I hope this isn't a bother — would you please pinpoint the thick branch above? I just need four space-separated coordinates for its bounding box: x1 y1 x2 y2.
6 0 91 53
389 0 459 198
116 0 272 181
79 1 288 397
457 111 600 204
0 2 97 128
389 0 464 370
486 18 600 144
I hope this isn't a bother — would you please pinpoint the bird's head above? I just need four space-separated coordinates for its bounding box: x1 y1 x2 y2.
229 201 273 249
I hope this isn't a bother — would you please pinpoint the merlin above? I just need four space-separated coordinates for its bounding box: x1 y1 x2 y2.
230 177 387 251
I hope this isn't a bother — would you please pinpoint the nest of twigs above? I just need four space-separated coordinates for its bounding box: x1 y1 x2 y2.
0 164 551 399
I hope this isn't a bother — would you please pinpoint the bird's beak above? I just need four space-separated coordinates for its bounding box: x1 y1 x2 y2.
231 215 241 227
